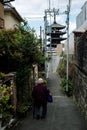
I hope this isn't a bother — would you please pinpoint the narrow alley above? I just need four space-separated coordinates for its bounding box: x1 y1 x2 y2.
15 73 87 130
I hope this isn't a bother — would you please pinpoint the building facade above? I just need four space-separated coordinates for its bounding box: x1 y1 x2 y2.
76 1 87 29
65 1 87 56
4 3 23 30
0 2 4 29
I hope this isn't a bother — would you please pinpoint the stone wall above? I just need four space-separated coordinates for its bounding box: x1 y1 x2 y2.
73 31 87 119
0 72 17 114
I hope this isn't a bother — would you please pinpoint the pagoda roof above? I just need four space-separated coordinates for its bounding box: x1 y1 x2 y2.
51 37 67 41
51 22 66 29
47 37 66 43
47 43 57 48
47 31 66 35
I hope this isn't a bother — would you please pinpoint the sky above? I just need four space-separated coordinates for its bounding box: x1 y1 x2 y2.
11 0 87 37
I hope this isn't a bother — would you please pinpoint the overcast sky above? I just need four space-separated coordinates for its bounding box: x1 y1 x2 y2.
12 0 87 36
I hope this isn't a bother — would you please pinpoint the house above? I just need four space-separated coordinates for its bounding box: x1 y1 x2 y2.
0 1 15 29
76 1 87 30
64 1 87 56
4 3 23 30
73 1 87 119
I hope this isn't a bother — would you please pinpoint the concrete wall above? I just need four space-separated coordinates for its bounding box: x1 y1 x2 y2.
56 44 63 56
64 32 74 55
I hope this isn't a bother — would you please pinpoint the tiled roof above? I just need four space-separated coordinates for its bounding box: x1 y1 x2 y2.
4 3 23 22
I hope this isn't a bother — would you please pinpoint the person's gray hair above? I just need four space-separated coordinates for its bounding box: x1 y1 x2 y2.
37 78 43 84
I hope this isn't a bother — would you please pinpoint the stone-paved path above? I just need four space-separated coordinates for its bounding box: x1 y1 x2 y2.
15 73 87 130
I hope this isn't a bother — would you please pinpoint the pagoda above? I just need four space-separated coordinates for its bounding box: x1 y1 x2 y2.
47 12 66 48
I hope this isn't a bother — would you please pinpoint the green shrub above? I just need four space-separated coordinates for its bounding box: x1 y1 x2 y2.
60 77 73 97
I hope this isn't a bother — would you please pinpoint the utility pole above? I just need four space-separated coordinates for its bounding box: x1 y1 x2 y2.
40 26 42 51
49 0 51 10
66 0 71 92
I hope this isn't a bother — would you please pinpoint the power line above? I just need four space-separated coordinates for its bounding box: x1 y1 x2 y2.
25 17 43 19
25 15 44 20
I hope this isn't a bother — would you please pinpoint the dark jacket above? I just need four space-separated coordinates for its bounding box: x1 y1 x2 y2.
32 83 48 105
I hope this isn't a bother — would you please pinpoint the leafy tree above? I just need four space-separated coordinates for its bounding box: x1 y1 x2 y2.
0 20 46 107
0 22 45 72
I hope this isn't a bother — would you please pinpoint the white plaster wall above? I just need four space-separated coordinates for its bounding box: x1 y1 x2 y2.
4 12 20 30
64 32 74 55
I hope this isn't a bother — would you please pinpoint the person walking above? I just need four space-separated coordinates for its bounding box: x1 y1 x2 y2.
32 78 49 120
